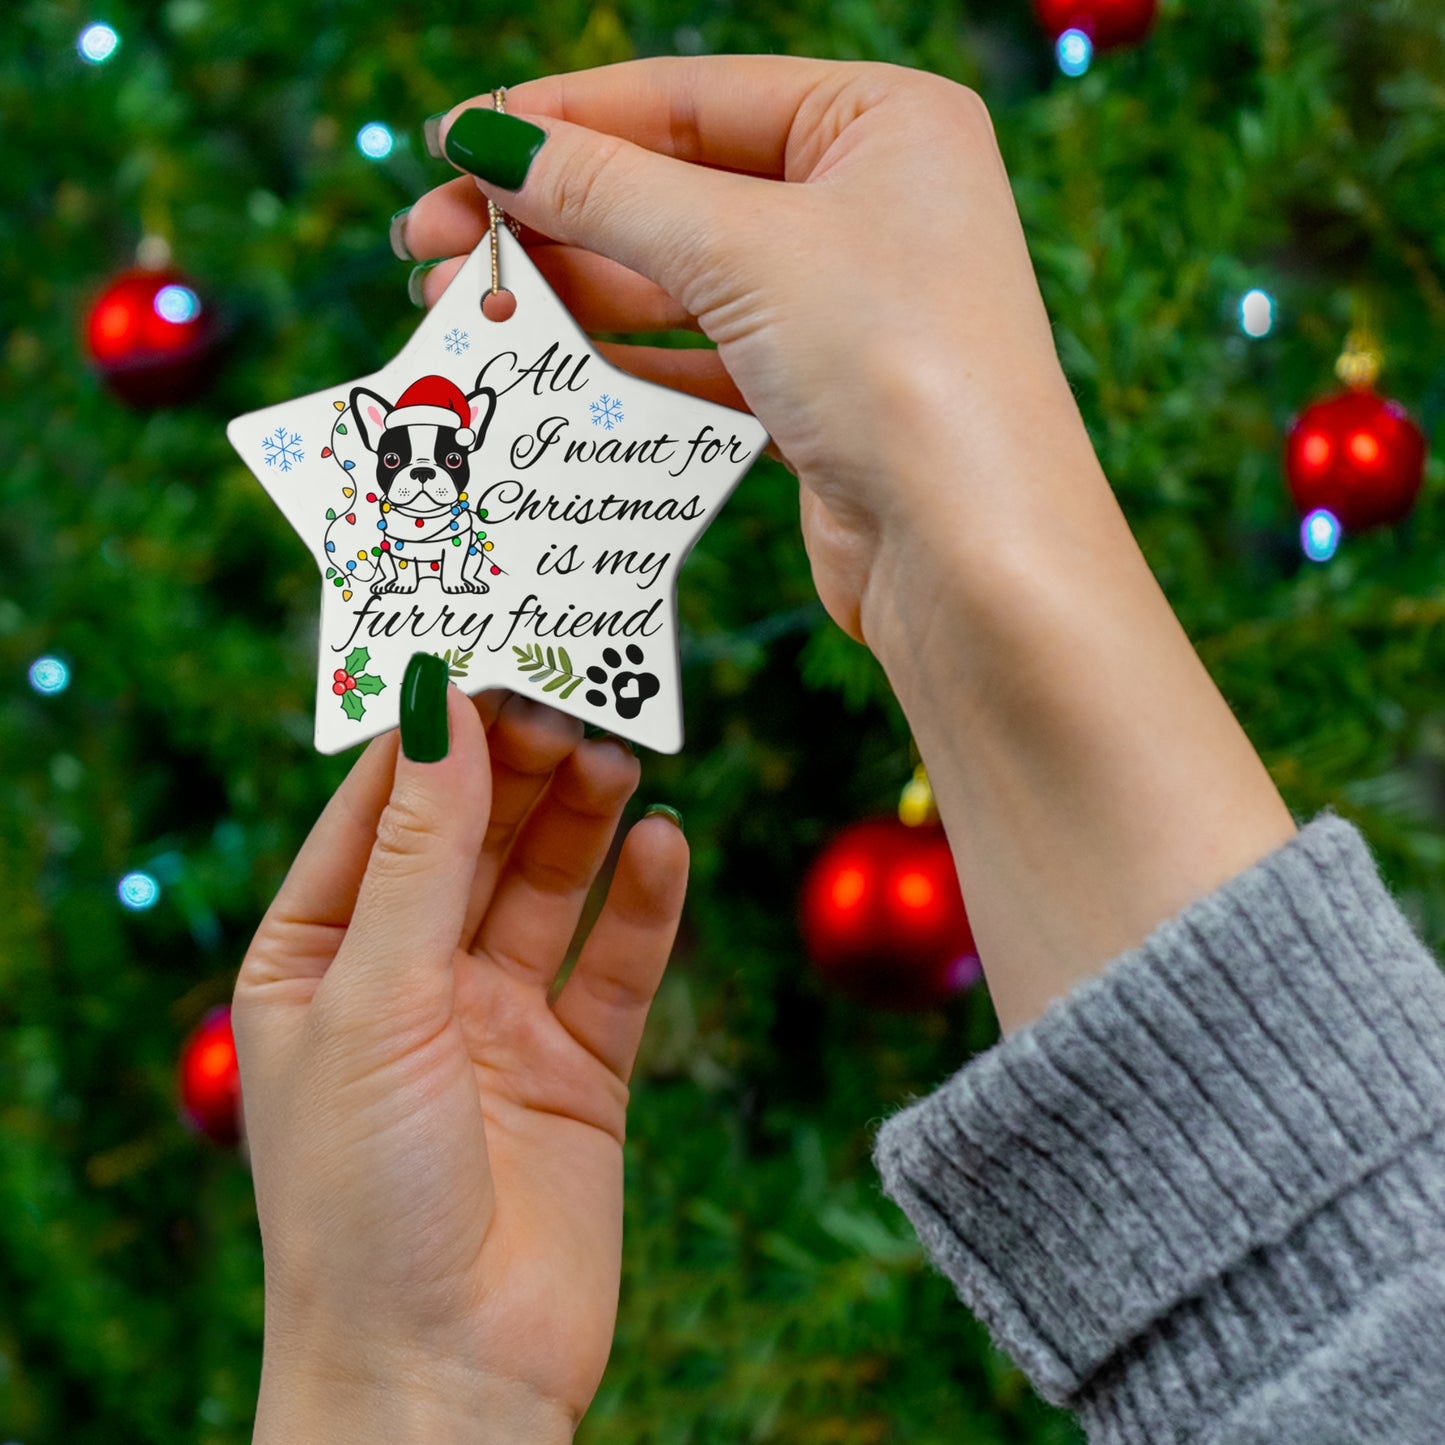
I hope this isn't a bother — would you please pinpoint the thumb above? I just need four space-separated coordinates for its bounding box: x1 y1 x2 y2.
322 654 490 1025
438 104 765 318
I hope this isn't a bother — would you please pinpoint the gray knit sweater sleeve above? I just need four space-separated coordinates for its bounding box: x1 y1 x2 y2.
870 809 1445 1442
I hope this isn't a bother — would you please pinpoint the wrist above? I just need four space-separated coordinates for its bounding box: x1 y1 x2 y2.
254 1345 575 1445
858 397 1118 680
855 339 1112 659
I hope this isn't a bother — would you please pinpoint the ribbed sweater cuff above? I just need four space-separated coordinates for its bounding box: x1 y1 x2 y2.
870 810 1445 1409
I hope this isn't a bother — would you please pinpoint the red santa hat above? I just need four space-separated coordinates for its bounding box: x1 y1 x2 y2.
385 375 476 447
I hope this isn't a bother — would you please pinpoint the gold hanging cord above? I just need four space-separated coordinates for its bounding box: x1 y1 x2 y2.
487 87 523 299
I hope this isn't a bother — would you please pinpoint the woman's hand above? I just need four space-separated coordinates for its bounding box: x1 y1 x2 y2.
400 56 1099 648
233 684 687 1443
402 60 1296 1037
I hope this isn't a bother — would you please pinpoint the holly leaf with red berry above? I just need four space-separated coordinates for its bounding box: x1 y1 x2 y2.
332 646 385 720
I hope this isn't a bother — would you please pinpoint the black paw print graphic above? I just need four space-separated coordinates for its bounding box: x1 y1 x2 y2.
586 644 660 720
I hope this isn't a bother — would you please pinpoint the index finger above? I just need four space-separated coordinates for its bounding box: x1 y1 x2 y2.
466 55 851 179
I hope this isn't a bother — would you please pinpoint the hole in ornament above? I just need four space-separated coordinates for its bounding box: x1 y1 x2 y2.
482 288 516 323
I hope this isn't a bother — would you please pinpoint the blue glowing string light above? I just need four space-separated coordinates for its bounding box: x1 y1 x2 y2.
118 871 161 910
1057 29 1093 77
1240 289 1275 338
1301 508 1341 563
356 123 395 160
29 657 70 695
154 284 201 323
78 22 120 64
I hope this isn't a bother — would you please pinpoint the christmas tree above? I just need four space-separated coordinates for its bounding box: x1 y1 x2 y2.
4 1 1443 1441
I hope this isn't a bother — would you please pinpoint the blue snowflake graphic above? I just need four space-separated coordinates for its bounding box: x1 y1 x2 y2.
444 328 470 355
590 393 624 431
262 426 305 472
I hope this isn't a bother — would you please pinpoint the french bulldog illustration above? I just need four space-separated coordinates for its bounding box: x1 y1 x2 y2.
349 374 498 594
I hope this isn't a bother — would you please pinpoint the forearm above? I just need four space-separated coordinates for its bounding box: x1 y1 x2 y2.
860 393 1297 1034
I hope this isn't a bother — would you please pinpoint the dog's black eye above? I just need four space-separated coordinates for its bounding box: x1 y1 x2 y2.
382 451 401 470
444 452 464 469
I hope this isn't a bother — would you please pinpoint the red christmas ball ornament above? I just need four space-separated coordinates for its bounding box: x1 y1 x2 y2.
1033 0 1157 49
85 267 220 407
1285 388 1427 534
800 817 981 1011
178 1005 243 1147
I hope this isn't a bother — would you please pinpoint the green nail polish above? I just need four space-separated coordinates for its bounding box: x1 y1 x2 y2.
389 206 413 262
407 260 441 308
443 107 546 192
644 803 683 832
401 652 450 762
423 112 447 160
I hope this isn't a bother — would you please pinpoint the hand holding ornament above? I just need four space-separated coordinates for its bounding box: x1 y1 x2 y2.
405 56 1296 1034
237 676 686 1444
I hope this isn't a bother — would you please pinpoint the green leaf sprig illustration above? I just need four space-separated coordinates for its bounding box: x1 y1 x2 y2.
514 643 583 699
436 648 473 679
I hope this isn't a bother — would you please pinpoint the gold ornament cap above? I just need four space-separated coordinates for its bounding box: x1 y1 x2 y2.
1335 334 1382 390
898 764 938 827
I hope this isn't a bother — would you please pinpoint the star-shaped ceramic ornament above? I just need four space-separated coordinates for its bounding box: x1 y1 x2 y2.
227 227 768 754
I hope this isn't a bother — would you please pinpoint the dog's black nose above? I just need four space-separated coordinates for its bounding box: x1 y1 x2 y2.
409 467 436 483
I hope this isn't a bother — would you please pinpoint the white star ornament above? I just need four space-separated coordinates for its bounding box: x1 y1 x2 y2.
226 228 768 754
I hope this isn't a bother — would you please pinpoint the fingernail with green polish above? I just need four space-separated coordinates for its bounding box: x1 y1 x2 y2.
401 652 450 762
389 206 413 262
407 260 442 308
644 803 683 832
598 732 637 755
443 107 546 192
423 111 447 160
